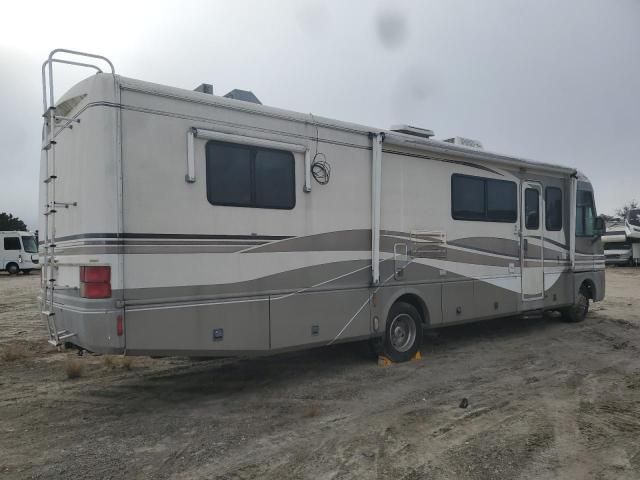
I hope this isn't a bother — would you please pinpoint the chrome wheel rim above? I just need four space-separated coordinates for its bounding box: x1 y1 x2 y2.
389 314 416 352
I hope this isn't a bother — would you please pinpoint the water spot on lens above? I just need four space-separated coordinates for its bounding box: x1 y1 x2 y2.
375 11 408 49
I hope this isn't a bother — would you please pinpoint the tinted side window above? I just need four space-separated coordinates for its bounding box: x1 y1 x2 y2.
545 187 563 231
452 174 517 223
487 179 517 222
205 141 295 210
255 149 296 209
451 175 485 220
206 142 252 206
4 237 21 250
576 190 596 237
524 188 540 230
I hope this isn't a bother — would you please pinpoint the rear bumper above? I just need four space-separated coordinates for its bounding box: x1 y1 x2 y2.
45 300 124 354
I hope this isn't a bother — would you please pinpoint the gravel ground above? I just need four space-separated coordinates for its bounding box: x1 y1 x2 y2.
1 268 640 479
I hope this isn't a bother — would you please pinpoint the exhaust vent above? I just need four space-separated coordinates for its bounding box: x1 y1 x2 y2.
224 89 262 105
194 83 213 95
390 125 434 139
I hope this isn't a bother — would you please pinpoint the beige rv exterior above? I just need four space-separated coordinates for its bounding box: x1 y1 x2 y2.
40 61 605 360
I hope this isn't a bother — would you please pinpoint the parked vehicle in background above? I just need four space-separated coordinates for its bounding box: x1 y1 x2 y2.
603 221 633 266
0 231 40 275
39 49 606 360
625 209 640 265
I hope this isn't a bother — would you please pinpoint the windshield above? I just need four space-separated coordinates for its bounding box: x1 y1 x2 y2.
21 236 37 253
628 209 640 227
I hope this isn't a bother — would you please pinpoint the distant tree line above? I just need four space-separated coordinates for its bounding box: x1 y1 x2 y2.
0 212 27 231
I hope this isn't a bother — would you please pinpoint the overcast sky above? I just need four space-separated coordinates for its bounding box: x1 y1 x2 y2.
1 0 639 229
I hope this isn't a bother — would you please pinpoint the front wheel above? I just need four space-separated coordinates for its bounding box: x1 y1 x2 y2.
6 263 19 275
562 286 589 323
384 302 423 362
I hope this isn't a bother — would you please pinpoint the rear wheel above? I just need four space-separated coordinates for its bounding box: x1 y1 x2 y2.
22 269 32 275
6 263 19 275
562 285 590 323
384 302 423 362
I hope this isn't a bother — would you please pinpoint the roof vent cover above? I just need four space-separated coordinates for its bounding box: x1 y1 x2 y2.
390 124 434 139
223 89 262 104
194 83 213 95
443 136 483 149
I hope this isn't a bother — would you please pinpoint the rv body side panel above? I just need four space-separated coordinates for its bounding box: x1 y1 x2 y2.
375 148 524 330
117 85 374 354
125 296 270 355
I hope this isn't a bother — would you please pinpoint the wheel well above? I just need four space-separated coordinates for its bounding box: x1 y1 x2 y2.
395 294 430 326
580 279 596 300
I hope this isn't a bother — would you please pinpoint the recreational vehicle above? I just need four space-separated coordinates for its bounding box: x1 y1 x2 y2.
602 223 633 266
39 49 606 362
625 209 640 264
603 221 633 266
1 231 39 275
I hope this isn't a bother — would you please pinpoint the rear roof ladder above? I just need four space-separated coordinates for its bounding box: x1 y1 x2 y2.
40 49 115 346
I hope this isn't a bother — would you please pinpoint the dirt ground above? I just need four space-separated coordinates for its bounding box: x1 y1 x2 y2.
1 269 640 480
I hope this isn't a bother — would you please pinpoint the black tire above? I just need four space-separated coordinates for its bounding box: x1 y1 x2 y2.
384 302 423 362
562 285 590 323
22 269 32 275
6 263 19 275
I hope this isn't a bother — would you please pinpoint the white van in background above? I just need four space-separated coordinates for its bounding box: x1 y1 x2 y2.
0 231 40 275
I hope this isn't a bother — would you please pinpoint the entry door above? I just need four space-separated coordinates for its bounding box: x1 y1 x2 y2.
521 182 544 300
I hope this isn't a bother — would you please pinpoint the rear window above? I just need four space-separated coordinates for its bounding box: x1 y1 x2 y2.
3 237 21 250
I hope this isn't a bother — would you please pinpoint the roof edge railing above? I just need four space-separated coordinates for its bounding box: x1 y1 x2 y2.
41 49 115 112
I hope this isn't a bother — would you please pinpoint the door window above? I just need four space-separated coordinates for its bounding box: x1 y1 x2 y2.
524 188 540 230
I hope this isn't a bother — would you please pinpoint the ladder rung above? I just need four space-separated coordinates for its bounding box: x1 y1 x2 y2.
57 331 76 341
43 175 57 184
42 310 55 317
44 210 57 216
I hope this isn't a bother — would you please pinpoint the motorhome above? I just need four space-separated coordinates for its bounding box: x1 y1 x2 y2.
1 231 39 275
39 49 606 362
625 209 640 265
602 222 633 266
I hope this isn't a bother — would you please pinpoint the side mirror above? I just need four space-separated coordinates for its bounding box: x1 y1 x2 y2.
594 216 606 236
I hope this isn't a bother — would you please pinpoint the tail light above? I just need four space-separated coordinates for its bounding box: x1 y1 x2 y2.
80 266 111 299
